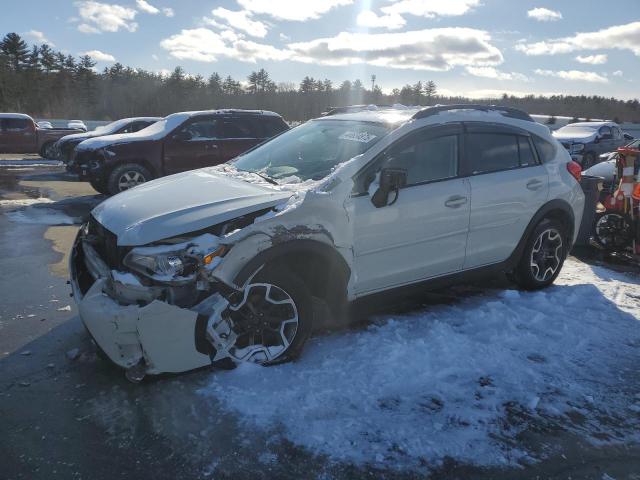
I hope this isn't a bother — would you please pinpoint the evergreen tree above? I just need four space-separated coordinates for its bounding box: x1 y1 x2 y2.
0 33 30 70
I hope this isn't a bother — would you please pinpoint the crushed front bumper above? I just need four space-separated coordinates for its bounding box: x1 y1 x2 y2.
70 230 226 375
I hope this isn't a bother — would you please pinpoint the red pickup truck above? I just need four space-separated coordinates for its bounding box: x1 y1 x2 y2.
0 113 84 157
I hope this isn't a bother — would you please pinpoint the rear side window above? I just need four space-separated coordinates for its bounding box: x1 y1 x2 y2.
518 136 536 167
468 133 519 174
532 135 557 163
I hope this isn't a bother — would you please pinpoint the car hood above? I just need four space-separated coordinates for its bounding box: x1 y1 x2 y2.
58 132 96 144
76 131 151 151
92 168 294 246
553 129 597 143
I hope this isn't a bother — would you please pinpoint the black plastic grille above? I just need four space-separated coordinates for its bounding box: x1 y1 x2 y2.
87 216 123 269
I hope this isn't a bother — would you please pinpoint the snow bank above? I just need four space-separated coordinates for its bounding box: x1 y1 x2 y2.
202 259 640 470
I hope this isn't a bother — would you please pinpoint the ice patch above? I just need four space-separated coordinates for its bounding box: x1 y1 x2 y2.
6 209 77 225
0 197 54 207
202 259 640 470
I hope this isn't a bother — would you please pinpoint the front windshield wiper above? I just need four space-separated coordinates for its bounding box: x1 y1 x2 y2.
248 170 279 185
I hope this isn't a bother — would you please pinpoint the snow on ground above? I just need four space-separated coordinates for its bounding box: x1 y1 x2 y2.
1 197 78 225
0 159 62 167
202 259 640 470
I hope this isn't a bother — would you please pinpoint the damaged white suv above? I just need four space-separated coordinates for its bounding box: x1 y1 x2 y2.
70 105 585 381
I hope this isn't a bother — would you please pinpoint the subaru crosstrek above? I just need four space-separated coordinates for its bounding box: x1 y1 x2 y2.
70 105 585 381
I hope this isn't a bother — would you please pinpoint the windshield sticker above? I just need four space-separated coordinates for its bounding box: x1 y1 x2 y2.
339 131 377 143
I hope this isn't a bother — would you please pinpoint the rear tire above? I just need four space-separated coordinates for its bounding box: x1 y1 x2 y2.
511 218 567 290
107 163 152 195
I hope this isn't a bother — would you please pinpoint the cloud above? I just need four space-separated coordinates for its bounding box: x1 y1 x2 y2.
23 30 54 46
162 7 174 17
78 23 101 34
527 7 562 22
135 0 158 14
287 28 503 71
161 27 504 73
613 70 624 77
80 49 116 62
534 69 608 83
356 10 405 30
75 1 137 33
208 8 268 38
516 21 640 56
160 28 288 63
575 54 608 65
465 66 528 81
381 0 480 18
236 0 353 21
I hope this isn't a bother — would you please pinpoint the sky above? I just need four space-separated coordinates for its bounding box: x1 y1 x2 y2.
2 0 639 99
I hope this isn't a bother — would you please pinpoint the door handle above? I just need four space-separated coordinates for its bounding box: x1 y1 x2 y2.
526 179 543 190
444 195 468 208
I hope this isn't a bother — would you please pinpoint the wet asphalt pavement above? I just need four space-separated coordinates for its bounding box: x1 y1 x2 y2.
1 156 640 480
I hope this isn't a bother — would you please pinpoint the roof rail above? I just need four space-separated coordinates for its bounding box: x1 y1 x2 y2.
412 104 534 122
321 104 405 116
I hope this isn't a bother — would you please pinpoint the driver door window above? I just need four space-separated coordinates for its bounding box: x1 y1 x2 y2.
386 133 459 185
181 119 219 140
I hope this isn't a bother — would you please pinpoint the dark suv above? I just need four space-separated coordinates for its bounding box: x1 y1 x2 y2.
55 117 161 163
72 110 289 195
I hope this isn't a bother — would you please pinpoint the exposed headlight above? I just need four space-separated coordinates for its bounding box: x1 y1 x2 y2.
570 143 585 153
124 251 198 279
123 234 227 283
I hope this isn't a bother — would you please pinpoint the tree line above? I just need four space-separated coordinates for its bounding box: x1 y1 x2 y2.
1 32 639 123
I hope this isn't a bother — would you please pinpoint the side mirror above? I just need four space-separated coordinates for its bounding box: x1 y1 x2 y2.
371 168 407 208
173 130 192 142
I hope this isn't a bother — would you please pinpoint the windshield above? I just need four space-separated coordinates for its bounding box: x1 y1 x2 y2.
232 119 390 182
94 118 131 135
557 125 597 133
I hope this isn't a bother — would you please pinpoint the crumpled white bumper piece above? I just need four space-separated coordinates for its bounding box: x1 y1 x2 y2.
77 279 213 374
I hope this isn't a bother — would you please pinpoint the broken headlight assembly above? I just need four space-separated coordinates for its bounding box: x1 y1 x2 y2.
124 251 199 279
123 233 226 284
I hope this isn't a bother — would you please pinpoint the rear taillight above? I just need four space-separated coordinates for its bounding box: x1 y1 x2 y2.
566 161 582 182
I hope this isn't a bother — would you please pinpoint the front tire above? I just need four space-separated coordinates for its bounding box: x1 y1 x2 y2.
225 267 313 365
40 141 56 159
107 163 152 195
89 177 109 195
511 219 567 290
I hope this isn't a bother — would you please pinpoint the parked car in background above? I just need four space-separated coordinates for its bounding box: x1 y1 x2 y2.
553 121 628 168
72 109 289 195
70 104 584 379
68 120 88 132
0 113 84 157
36 121 53 129
56 117 161 163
